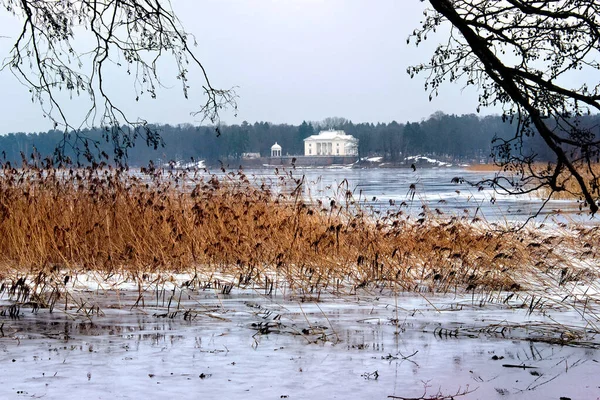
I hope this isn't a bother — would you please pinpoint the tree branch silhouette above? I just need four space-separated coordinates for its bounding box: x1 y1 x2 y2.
410 0 600 214
2 0 237 164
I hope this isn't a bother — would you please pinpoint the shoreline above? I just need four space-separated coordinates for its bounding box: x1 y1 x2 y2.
198 156 471 170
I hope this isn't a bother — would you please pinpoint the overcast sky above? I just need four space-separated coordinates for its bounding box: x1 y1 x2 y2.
0 1 487 135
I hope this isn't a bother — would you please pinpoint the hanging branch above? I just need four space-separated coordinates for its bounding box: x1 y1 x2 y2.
409 0 600 214
1 0 237 164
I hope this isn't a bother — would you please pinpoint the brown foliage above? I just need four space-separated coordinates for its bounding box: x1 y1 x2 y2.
0 164 597 300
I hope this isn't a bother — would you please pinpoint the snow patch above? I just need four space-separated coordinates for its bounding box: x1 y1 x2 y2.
405 155 451 167
163 160 206 169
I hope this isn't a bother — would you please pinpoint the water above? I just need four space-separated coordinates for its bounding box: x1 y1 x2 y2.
1 290 598 399
238 166 589 224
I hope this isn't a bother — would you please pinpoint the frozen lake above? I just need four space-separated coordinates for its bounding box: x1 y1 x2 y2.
232 166 591 225
1 288 599 400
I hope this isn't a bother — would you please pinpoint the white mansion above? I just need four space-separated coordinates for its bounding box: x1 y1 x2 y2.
303 130 358 156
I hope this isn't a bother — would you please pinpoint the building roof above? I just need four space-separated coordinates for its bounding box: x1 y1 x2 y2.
271 142 282 150
303 130 357 142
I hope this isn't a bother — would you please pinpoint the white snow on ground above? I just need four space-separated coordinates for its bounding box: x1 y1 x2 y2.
163 160 206 169
405 155 452 167
363 156 383 162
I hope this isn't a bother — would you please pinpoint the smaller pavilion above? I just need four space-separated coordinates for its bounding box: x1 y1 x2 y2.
271 142 282 157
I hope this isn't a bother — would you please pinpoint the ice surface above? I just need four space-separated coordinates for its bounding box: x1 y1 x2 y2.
1 289 599 400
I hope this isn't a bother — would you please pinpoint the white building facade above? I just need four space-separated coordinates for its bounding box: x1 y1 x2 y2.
303 130 358 156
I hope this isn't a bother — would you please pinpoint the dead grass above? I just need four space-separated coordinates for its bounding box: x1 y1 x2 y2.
535 163 600 201
463 164 503 172
0 164 599 326
466 162 600 205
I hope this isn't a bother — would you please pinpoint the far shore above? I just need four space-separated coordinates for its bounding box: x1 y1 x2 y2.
198 156 490 170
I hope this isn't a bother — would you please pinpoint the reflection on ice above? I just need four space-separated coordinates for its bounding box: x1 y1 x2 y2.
1 290 599 399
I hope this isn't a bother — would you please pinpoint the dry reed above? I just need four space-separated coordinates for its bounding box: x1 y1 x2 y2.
464 164 503 172
0 164 598 327
535 163 600 201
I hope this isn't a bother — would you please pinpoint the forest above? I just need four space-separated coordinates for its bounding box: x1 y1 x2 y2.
1 111 599 167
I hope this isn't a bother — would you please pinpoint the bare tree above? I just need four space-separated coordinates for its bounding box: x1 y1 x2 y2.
1 0 237 164
316 117 349 131
409 0 600 214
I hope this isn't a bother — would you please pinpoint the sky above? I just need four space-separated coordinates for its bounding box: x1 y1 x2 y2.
0 0 486 135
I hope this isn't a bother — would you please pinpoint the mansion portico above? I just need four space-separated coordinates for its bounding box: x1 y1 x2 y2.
303 130 358 156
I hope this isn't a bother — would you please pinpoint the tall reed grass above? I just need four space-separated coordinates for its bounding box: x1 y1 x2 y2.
536 162 600 201
0 164 598 317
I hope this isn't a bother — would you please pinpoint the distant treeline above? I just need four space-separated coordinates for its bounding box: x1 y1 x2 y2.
2 112 599 166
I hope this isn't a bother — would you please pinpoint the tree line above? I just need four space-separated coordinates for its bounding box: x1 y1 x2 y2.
1 112 599 167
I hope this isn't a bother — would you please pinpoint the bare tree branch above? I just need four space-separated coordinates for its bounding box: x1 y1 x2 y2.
1 0 237 164
410 0 600 214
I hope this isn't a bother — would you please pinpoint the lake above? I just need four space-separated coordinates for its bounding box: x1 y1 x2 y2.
235 166 589 225
1 283 598 400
